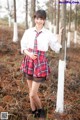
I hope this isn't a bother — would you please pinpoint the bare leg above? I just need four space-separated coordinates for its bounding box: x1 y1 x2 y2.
27 80 42 111
27 80 36 111
27 80 46 118
31 81 42 109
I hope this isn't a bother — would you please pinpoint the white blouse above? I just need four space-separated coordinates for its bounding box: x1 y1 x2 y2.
21 27 62 54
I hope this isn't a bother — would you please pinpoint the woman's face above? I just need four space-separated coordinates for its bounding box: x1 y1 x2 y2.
35 17 45 29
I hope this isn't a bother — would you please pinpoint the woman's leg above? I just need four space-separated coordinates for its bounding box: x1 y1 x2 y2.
30 81 46 118
27 80 46 118
30 81 42 109
27 80 42 110
27 80 36 111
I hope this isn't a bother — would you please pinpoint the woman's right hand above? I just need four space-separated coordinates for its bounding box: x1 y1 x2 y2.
29 53 37 60
24 50 37 60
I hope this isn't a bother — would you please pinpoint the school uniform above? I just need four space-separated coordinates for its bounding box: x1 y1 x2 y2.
20 27 62 82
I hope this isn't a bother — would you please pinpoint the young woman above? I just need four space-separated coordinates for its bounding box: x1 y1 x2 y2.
20 9 62 118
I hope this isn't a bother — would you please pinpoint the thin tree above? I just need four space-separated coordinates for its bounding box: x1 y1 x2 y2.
14 0 16 23
69 3 71 32
74 3 78 46
47 0 54 30
13 0 18 42
25 0 28 29
7 0 12 27
53 0 56 34
45 0 54 31
67 0 72 47
56 1 66 113
30 0 36 27
60 3 66 59
56 0 60 34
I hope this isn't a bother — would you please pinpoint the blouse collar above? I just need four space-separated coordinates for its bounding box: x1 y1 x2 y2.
33 27 45 33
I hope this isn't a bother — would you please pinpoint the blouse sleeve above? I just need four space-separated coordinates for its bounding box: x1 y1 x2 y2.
21 30 28 54
49 33 62 53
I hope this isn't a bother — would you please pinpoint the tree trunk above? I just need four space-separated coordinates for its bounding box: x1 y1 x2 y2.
7 0 11 27
56 0 60 34
67 0 71 48
53 0 56 34
56 2 66 113
25 0 28 29
60 3 66 60
31 0 36 27
75 4 77 31
14 0 16 22
74 4 78 45
13 0 18 42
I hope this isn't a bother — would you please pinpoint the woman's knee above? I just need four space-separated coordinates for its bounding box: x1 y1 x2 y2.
29 91 36 99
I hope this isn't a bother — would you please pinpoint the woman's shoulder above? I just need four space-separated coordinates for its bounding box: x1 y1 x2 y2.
43 28 57 39
43 28 54 36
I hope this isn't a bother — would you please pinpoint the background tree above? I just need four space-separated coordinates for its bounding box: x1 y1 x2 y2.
25 0 28 29
13 0 18 42
46 0 54 32
53 0 56 33
77 4 80 25
56 0 60 34
60 3 66 58
56 2 66 113
73 3 78 46
14 0 16 23
30 0 36 27
6 0 12 27
67 0 72 48
68 2 71 32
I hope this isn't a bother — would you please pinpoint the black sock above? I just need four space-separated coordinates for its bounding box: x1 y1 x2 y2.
32 109 37 114
32 109 39 118
37 109 42 113
38 108 46 118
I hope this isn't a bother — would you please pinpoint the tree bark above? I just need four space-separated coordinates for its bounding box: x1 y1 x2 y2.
13 0 18 42
60 2 66 60
31 0 36 27
25 0 28 29
14 0 16 22
56 0 60 34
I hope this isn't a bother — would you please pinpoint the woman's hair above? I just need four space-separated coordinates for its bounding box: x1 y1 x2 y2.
34 10 46 20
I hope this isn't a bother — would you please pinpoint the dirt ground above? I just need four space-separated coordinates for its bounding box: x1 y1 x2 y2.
0 26 80 120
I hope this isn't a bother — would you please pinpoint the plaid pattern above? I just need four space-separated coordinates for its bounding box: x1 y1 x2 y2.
20 49 50 77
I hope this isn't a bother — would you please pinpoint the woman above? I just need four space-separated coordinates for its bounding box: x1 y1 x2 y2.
20 9 62 118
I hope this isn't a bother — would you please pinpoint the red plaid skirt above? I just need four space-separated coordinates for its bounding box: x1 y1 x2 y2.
20 49 50 77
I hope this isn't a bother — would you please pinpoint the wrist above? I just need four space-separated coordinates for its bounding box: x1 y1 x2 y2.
24 49 33 57
23 49 29 55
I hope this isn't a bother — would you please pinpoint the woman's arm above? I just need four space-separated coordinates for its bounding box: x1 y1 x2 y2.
23 49 37 60
21 30 28 54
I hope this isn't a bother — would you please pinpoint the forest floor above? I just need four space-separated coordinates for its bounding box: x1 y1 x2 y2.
0 26 80 120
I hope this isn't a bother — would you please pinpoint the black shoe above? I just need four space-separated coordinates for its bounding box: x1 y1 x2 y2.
32 109 39 118
37 109 46 118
